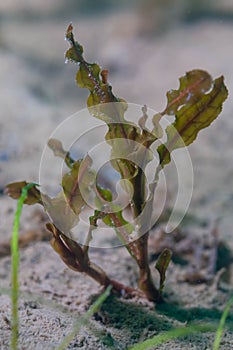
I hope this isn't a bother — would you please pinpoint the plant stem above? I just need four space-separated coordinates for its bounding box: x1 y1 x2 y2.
70 258 144 298
81 260 144 298
137 233 161 301
132 168 146 217
132 170 160 302
49 223 144 298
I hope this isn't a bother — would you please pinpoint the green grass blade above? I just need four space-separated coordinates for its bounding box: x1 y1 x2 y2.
213 295 233 350
11 183 38 350
128 324 216 350
58 285 112 350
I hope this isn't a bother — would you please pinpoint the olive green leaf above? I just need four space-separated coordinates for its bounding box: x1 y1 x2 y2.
43 192 78 233
158 71 228 167
77 62 101 90
47 222 85 272
4 23 229 304
65 23 118 107
62 157 94 216
5 181 77 233
65 25 162 196
163 69 212 115
65 23 83 62
94 185 134 236
96 184 113 202
155 248 172 294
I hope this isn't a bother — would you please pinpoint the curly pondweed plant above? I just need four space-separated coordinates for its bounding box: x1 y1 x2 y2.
6 24 228 302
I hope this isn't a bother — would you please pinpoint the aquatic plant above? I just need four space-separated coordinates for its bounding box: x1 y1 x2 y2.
6 24 228 302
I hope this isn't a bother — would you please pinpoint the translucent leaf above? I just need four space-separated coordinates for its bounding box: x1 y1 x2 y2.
43 192 78 233
138 105 162 142
88 101 127 124
87 92 100 108
62 157 95 215
158 73 228 167
47 138 74 168
101 211 136 258
138 105 148 129
65 23 83 63
110 158 138 180
65 25 160 193
65 24 118 107
65 46 83 63
105 121 156 183
102 211 133 233
48 138 66 158
89 210 105 227
76 62 101 90
88 206 135 257
92 187 134 235
96 184 113 202
152 113 163 139
164 70 212 115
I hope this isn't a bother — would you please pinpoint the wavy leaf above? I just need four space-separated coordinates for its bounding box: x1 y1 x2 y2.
96 184 113 202
103 211 134 233
47 138 74 168
77 62 101 90
158 72 228 167
43 192 78 232
163 69 212 115
65 26 161 196
62 157 94 216
65 25 159 146
5 181 42 205
65 23 83 61
65 23 118 106
105 121 157 183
